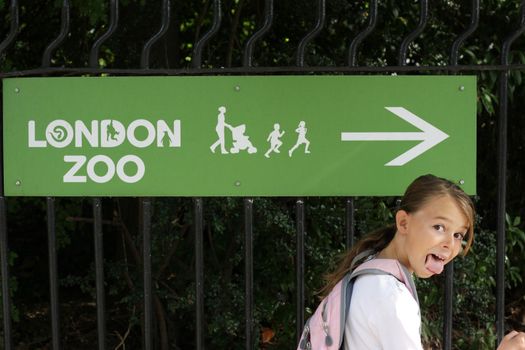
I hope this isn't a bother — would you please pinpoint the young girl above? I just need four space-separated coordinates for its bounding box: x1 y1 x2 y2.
319 174 525 349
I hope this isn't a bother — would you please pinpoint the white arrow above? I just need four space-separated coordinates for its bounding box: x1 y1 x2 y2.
340 107 449 166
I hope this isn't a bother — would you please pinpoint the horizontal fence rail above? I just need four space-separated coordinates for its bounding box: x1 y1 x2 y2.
0 0 524 349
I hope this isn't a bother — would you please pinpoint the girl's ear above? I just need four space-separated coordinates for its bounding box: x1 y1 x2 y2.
395 210 410 234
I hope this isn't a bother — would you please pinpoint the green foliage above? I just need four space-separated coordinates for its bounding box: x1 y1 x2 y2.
505 215 525 288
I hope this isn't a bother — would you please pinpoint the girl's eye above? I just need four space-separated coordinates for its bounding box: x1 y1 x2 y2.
454 232 465 241
433 224 445 232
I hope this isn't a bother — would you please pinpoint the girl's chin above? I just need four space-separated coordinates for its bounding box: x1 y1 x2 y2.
415 268 436 278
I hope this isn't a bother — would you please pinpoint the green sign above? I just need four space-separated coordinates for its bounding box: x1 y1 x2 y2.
3 76 476 196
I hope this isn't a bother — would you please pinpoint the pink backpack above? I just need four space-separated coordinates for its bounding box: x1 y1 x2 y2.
297 258 419 350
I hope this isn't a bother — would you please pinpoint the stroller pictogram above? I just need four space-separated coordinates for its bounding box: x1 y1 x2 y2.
230 124 257 154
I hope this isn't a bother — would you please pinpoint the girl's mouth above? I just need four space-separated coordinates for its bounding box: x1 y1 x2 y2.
425 253 445 274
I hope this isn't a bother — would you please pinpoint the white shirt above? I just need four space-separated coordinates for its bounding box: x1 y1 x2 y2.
344 274 423 350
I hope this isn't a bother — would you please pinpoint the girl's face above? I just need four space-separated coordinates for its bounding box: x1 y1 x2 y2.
397 195 469 278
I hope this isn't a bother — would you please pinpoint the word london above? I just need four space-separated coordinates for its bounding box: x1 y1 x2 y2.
28 119 181 148
28 119 182 184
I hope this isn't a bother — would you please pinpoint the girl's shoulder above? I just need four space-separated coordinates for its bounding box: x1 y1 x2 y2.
354 273 409 296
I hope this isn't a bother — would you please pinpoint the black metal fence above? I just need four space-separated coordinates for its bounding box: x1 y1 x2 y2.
0 0 524 349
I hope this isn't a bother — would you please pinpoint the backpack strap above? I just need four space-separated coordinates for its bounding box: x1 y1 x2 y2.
348 249 375 271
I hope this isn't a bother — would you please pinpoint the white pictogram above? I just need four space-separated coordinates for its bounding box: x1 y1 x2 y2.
209 107 310 158
264 123 285 158
210 106 232 154
230 124 257 154
288 121 310 157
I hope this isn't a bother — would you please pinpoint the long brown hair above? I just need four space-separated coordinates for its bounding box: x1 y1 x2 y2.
320 174 475 297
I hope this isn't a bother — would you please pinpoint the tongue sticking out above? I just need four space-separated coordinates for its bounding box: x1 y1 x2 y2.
425 254 444 275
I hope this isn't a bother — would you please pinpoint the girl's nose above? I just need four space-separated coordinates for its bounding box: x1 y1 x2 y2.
441 233 455 251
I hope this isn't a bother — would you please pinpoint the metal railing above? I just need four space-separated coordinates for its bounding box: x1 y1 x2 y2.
0 0 523 349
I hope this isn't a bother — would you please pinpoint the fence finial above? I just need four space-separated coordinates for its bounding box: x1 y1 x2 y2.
141 0 171 69
0 0 19 60
192 0 222 69
42 0 71 68
450 0 479 66
90 0 119 69
348 0 378 67
398 0 428 66
243 0 273 68
296 0 326 67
